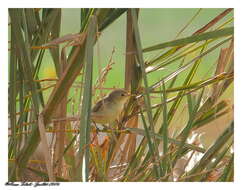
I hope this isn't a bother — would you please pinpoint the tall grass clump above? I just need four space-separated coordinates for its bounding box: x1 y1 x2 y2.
8 8 233 182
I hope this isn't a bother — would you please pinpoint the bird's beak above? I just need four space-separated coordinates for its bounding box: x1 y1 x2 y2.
128 93 138 97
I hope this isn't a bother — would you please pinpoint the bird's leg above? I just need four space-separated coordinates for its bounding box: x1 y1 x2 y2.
92 121 101 133
117 119 124 130
108 123 119 142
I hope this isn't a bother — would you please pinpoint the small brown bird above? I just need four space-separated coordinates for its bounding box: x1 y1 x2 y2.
91 89 130 124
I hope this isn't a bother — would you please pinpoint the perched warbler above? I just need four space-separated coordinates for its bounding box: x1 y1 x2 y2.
91 89 130 124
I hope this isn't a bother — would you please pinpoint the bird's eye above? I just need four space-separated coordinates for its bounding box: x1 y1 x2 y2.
121 93 125 96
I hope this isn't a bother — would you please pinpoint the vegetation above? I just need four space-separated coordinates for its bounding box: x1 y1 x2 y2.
8 8 234 182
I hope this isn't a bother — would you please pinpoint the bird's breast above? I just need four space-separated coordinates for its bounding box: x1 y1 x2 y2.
91 101 124 124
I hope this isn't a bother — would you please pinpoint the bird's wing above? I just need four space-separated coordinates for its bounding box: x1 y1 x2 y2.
91 99 105 112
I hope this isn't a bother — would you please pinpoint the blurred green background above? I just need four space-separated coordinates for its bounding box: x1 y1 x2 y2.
40 8 233 88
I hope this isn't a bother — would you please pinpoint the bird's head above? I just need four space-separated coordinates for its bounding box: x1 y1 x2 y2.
107 89 130 104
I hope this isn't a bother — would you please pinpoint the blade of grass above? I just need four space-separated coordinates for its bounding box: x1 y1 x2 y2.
193 8 233 35
193 100 231 128
140 110 161 178
160 81 168 176
131 8 162 178
8 27 18 179
131 9 154 134
152 72 233 94
126 73 231 124
75 16 97 182
125 128 206 153
96 8 113 27
24 9 39 37
42 32 87 125
90 145 108 181
147 39 213 74
121 137 147 181
175 9 202 38
49 9 61 76
99 8 128 31
143 27 233 52
150 37 232 90
80 9 95 32
194 109 231 129
31 9 61 62
158 41 208 137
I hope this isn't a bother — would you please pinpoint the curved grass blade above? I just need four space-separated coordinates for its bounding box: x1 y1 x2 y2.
125 128 205 153
143 27 233 53
150 37 232 90
99 8 128 31
152 72 233 94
